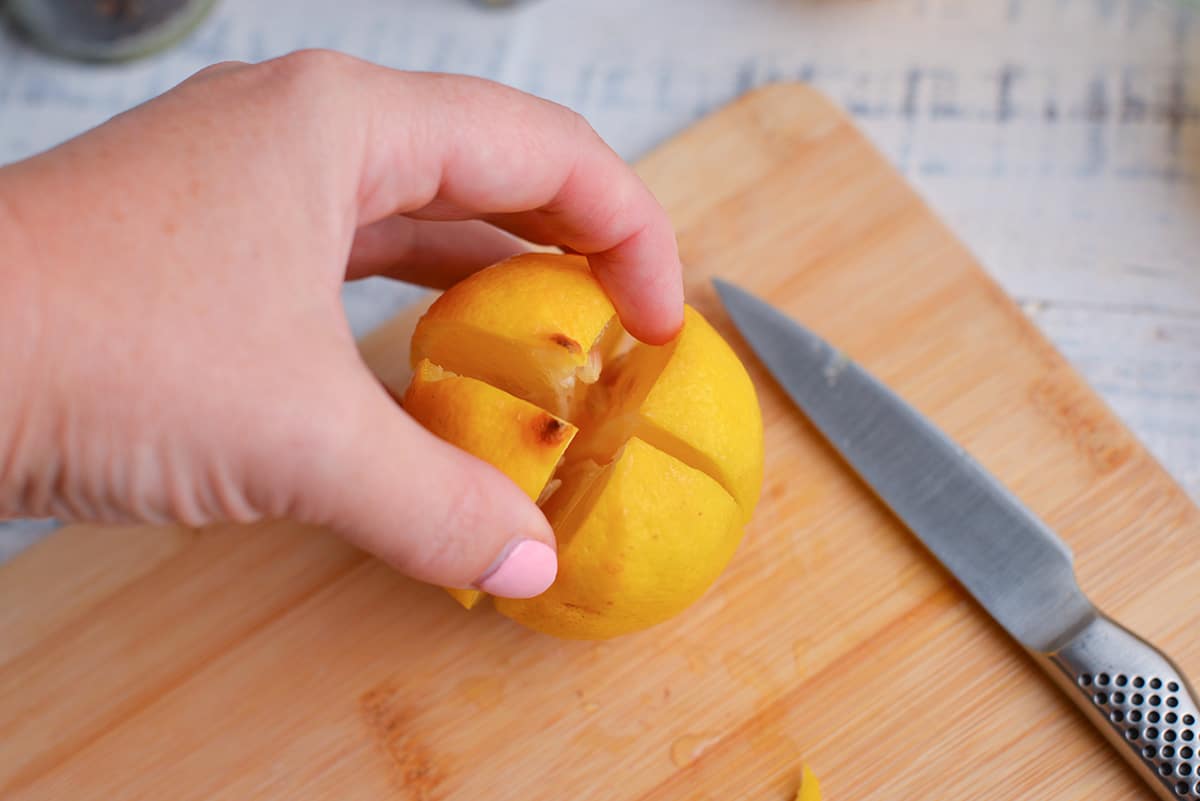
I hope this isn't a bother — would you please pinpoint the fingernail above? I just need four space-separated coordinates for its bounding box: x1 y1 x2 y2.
475 540 557 598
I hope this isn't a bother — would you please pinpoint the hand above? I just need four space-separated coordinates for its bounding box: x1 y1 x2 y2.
0 51 683 598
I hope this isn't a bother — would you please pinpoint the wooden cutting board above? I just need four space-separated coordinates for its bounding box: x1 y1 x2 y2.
3 83 1199 801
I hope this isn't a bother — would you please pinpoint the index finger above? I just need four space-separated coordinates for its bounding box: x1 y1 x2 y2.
345 65 684 344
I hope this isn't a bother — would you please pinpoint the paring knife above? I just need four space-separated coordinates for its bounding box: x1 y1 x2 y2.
713 279 1200 801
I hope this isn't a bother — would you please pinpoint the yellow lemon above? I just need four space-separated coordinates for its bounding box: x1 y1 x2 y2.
402 252 764 638
411 254 622 420
569 305 763 521
402 359 577 609
795 764 822 801
494 437 742 639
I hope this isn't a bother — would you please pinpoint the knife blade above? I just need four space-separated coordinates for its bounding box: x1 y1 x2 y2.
713 278 1200 801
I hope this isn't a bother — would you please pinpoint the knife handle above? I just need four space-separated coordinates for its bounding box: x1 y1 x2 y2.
1038 613 1200 800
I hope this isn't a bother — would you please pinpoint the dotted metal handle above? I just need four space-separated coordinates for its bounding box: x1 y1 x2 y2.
1044 614 1200 800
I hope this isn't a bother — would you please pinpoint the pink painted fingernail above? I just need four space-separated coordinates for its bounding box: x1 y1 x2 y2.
476 540 557 598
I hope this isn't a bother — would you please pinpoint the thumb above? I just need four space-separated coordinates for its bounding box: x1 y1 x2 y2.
316 377 558 598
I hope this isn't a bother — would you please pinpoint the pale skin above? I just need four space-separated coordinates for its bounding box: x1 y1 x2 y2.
0 51 684 598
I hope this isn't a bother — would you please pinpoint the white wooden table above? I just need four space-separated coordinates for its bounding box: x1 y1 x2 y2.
2 0 1198 559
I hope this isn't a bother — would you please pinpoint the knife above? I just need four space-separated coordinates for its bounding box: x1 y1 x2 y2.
713 279 1200 801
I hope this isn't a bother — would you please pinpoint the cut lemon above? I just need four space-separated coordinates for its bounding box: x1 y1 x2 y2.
401 253 764 638
796 764 822 801
411 253 620 421
494 437 742 639
402 358 577 609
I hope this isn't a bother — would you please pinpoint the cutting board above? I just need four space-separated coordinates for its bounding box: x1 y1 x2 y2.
3 84 1199 801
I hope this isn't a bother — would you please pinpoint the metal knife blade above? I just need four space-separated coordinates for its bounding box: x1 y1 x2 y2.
713 278 1091 653
713 278 1200 801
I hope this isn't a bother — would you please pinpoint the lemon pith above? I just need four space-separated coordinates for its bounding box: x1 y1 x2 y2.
402 252 764 638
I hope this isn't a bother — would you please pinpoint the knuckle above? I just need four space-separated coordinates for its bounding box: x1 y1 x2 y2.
415 466 494 578
192 60 248 79
559 105 599 140
566 107 592 131
238 383 353 518
274 47 357 88
255 49 360 115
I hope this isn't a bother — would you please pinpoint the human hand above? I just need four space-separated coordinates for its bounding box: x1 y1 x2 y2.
0 51 683 598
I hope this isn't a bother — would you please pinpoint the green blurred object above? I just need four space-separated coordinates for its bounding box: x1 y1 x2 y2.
7 0 219 62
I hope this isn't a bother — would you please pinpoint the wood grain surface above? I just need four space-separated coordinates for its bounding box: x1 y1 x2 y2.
2 84 1197 801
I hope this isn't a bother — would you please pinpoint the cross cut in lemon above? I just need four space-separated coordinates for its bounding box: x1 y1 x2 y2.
402 253 764 639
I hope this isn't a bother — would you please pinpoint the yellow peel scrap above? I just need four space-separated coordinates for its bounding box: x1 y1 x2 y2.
795 763 821 801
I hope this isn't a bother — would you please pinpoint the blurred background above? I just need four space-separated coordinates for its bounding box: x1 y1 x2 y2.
2 0 1199 558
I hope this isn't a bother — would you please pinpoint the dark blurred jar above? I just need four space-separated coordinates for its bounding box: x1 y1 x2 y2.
7 0 219 62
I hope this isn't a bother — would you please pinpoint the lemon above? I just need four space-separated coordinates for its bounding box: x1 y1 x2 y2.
569 306 763 521
493 437 742 639
411 254 621 420
795 764 822 801
401 252 764 639
402 358 578 609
